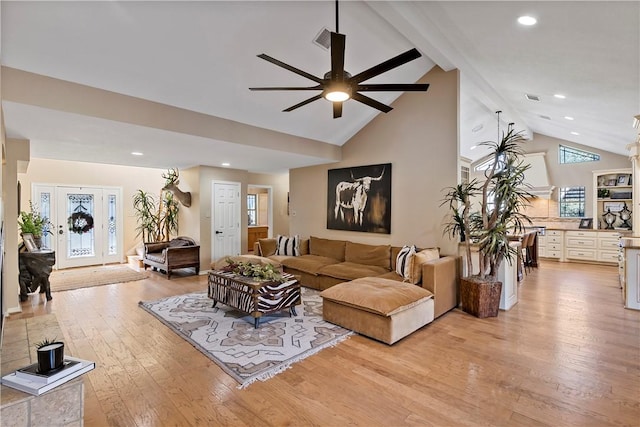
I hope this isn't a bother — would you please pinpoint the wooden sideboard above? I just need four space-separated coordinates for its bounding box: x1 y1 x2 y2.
247 226 268 252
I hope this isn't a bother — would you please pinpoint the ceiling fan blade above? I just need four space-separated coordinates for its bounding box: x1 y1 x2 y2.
331 32 346 81
249 86 323 91
356 83 429 92
351 48 422 84
333 102 343 118
352 92 393 113
257 54 323 84
283 94 324 112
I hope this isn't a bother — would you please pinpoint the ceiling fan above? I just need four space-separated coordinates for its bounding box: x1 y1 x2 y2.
249 0 429 119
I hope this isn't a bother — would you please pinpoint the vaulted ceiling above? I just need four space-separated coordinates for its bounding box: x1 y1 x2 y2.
2 1 638 173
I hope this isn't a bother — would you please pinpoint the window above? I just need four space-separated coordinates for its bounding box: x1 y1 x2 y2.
559 186 585 217
559 145 600 164
461 165 470 184
247 194 257 226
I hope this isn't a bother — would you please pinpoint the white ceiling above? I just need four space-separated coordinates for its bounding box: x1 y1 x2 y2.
2 1 639 172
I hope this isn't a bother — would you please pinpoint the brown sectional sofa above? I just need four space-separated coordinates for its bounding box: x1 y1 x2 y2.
254 236 460 319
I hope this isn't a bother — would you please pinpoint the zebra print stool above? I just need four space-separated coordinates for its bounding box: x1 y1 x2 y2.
207 270 301 328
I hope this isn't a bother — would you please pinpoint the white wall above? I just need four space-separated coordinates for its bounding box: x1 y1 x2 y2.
289 67 460 255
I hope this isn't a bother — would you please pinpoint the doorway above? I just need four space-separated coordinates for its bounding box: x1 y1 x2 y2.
247 185 273 252
211 181 241 261
33 184 124 269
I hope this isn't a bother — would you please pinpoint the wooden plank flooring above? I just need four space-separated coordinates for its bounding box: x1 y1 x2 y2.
6 262 640 426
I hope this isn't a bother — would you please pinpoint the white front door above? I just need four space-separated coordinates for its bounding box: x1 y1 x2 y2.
33 185 123 269
212 181 241 262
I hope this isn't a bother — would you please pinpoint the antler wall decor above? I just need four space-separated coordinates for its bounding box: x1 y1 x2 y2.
162 168 192 208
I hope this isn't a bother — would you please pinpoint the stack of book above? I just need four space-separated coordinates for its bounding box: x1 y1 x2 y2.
1 356 95 396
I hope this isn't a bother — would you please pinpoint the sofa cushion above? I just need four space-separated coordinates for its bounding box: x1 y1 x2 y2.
169 237 194 247
410 248 440 284
276 235 300 256
310 236 347 261
258 238 278 257
320 277 433 317
267 255 292 264
317 262 390 281
395 245 417 281
145 252 166 263
376 271 404 282
345 241 391 269
281 255 340 276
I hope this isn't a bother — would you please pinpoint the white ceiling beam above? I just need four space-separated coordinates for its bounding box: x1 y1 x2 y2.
365 1 532 139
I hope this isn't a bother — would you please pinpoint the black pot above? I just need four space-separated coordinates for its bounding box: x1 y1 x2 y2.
37 342 65 373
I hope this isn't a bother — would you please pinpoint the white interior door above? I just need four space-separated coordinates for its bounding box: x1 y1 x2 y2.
33 185 123 269
212 181 241 262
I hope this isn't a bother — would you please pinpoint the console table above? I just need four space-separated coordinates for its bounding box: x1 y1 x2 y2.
207 271 300 328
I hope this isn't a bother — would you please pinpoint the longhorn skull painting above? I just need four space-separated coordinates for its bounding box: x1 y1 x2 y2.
327 163 391 234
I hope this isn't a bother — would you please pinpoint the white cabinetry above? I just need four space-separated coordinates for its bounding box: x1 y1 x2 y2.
597 231 621 263
593 169 633 231
624 248 640 310
543 230 564 259
565 230 597 261
537 235 547 257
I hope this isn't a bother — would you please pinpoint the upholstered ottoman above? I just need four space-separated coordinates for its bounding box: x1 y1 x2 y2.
319 277 434 345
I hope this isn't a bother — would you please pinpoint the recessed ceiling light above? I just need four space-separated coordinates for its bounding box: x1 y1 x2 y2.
517 16 537 26
564 116 574 121
131 152 143 156
471 124 483 133
470 145 478 150
221 162 230 167
554 94 566 99
570 131 580 135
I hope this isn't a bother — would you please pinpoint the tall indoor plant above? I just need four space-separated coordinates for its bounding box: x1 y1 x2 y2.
133 169 181 243
442 113 533 317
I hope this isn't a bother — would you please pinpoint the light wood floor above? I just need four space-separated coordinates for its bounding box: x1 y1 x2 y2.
8 262 640 426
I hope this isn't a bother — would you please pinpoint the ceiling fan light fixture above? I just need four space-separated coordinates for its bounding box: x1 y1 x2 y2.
324 84 351 102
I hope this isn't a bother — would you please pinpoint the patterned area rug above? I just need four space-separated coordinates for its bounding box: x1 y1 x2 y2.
138 287 353 388
50 265 148 292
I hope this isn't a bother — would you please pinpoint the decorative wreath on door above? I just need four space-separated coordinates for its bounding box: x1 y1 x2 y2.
68 211 94 234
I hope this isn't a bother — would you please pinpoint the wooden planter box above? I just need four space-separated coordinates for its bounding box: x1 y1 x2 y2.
460 277 502 318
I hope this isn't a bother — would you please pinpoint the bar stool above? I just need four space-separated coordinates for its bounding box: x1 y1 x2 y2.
520 232 533 275
525 231 538 271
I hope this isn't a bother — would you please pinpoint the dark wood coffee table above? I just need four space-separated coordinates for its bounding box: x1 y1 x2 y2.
207 270 301 328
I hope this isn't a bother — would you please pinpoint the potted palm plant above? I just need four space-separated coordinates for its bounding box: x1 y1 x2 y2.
442 113 533 318
133 169 181 243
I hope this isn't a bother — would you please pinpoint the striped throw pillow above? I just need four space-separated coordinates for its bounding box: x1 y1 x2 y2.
276 235 300 256
395 245 417 281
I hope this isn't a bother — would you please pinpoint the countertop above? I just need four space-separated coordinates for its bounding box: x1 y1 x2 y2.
620 237 640 248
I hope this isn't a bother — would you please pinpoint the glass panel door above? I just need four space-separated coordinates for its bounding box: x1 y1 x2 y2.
57 187 103 269
33 184 123 269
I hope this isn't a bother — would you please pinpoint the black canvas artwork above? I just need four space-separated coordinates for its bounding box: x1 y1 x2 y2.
327 163 391 234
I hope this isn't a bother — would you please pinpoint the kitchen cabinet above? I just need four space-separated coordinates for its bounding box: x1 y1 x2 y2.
538 229 620 265
593 169 633 231
540 230 563 259
565 230 597 261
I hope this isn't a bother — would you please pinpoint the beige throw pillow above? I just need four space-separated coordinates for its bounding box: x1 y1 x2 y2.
410 248 440 284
